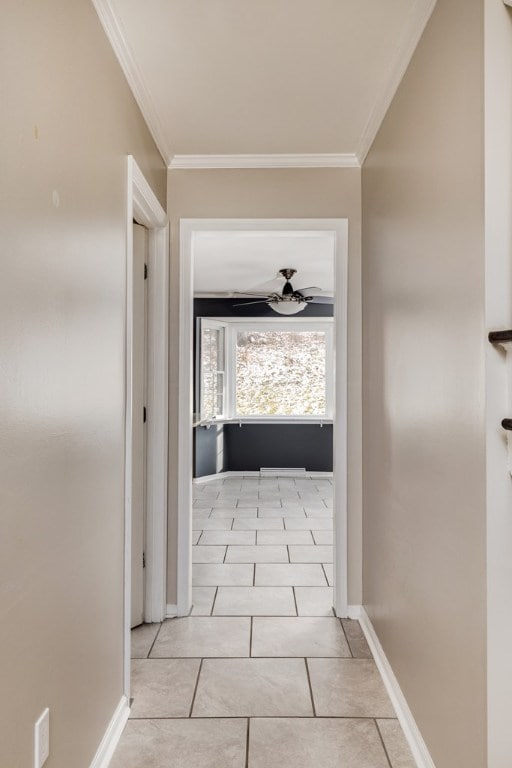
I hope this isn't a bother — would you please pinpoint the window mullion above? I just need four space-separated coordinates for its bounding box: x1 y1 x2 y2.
227 324 236 420
325 325 334 419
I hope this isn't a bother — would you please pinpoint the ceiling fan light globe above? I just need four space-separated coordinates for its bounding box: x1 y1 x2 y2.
269 300 307 315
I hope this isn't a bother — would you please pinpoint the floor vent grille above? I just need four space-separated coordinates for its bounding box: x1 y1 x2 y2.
259 467 306 476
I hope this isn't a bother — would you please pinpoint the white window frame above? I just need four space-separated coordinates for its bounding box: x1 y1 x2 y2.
197 318 227 420
197 317 334 423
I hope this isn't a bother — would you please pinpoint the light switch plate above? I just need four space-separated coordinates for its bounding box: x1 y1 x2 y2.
34 708 50 768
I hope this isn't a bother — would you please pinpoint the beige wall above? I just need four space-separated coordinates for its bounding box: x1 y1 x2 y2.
166 168 362 604
0 2 165 767
361 1 486 767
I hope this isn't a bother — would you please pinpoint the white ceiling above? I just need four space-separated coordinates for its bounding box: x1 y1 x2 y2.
193 231 335 295
95 0 436 165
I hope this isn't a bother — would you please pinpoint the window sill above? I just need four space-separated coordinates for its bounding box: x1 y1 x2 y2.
194 417 333 428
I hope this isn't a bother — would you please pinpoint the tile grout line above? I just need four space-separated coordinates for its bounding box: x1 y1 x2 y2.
304 658 317 717
245 718 251 768
292 587 299 616
374 718 394 768
187 658 203 718
210 586 219 616
320 562 330 586
338 617 354 658
249 616 253 657
145 621 164 659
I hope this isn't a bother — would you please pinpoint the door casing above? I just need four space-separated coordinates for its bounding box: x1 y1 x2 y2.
124 156 169 698
177 218 349 617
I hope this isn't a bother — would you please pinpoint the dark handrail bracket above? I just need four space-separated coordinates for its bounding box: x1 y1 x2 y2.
489 330 512 345
502 419 512 431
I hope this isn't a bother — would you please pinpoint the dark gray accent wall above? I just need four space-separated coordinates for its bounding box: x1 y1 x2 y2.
224 423 333 472
194 297 333 318
194 424 226 478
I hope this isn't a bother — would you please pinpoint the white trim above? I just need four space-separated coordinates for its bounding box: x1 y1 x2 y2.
357 0 437 163
193 471 260 483
91 0 172 165
89 697 130 768
131 163 168 229
179 219 348 617
345 604 362 620
359 608 436 768
166 604 178 618
198 318 228 421
124 156 169 700
197 418 334 426
144 226 169 624
198 317 334 422
193 470 333 483
169 153 360 170
177 221 194 617
332 222 349 618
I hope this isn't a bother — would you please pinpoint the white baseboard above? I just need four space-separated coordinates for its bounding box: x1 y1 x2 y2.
166 603 178 618
193 471 258 483
359 608 436 768
346 604 362 619
89 696 130 768
193 470 334 483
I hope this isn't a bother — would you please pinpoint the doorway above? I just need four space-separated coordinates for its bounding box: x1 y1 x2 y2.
177 219 348 618
124 156 169 699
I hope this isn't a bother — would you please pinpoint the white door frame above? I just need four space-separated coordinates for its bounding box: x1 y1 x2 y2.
124 156 169 696
177 218 349 617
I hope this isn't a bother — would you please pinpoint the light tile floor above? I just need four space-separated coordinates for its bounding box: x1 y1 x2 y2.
112 475 415 768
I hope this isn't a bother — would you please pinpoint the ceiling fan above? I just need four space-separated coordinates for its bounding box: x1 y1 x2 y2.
232 268 333 315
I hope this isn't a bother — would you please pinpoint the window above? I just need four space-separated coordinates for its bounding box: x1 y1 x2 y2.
236 329 327 416
199 320 226 420
198 319 333 422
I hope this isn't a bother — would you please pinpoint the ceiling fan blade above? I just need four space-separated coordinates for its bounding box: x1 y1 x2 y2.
306 295 334 304
295 286 324 295
232 299 271 307
230 290 274 298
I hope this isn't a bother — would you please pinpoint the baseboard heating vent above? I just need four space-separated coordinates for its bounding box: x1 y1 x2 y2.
260 467 306 476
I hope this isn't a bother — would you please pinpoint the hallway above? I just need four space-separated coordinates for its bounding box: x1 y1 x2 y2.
112 476 414 768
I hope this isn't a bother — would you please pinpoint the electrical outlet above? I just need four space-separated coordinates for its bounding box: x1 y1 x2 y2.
34 708 50 768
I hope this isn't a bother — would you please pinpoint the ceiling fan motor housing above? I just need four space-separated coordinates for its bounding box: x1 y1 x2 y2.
279 268 298 298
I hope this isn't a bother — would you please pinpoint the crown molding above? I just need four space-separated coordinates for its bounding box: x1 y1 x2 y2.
168 153 360 170
357 0 437 164
94 0 436 170
92 0 172 165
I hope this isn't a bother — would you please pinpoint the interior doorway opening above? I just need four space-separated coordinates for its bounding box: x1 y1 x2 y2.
178 219 348 618
124 156 169 700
